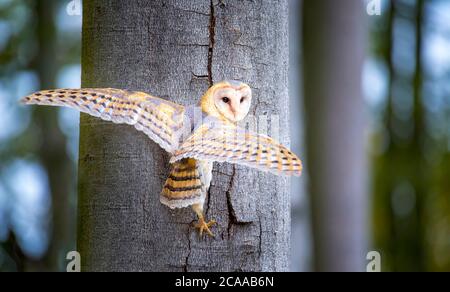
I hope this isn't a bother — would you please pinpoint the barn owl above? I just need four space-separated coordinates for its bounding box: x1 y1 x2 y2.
21 81 302 237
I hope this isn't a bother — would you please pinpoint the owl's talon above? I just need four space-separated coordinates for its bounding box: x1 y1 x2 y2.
194 218 216 238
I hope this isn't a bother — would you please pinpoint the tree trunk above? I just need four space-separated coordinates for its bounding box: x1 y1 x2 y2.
33 0 75 271
78 0 290 272
303 0 368 271
373 0 426 271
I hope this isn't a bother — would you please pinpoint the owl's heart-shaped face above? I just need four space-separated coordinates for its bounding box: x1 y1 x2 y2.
212 83 252 122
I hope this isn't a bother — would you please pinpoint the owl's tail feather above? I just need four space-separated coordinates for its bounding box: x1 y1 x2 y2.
160 158 206 209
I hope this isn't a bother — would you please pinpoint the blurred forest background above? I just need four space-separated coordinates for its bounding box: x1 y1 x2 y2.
0 0 449 272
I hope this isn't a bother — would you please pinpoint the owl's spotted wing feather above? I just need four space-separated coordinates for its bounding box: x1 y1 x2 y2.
160 158 206 209
171 122 302 176
21 88 185 153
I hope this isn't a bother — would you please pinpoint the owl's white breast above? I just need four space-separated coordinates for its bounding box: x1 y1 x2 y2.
198 160 213 191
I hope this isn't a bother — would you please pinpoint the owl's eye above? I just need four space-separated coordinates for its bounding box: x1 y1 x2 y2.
222 97 230 103
240 97 245 103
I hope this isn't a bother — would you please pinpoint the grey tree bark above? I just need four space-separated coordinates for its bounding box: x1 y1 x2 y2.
78 0 290 271
303 0 368 271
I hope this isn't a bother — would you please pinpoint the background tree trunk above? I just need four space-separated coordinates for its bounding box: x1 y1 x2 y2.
33 0 75 271
290 0 311 272
373 0 427 271
78 0 290 272
303 0 368 271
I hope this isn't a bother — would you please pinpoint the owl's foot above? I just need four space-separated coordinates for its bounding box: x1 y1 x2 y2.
192 203 216 238
194 217 216 237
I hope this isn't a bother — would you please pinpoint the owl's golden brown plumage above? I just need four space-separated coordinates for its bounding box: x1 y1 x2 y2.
21 81 302 237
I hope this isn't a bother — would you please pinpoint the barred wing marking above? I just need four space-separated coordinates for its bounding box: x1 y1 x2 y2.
21 88 185 153
171 122 302 176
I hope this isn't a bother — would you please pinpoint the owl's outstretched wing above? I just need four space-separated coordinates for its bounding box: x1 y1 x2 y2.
21 88 185 153
171 121 302 176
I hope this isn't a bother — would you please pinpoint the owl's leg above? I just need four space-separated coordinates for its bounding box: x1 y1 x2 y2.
192 203 216 237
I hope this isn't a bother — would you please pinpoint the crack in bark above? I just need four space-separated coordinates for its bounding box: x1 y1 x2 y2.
191 72 209 79
233 42 255 50
226 166 237 238
183 226 192 272
177 43 209 47
207 0 216 86
258 218 262 256
175 7 210 17
205 187 212 218
183 2 216 271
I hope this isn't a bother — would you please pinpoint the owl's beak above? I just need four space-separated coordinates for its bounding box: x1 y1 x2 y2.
230 106 241 122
